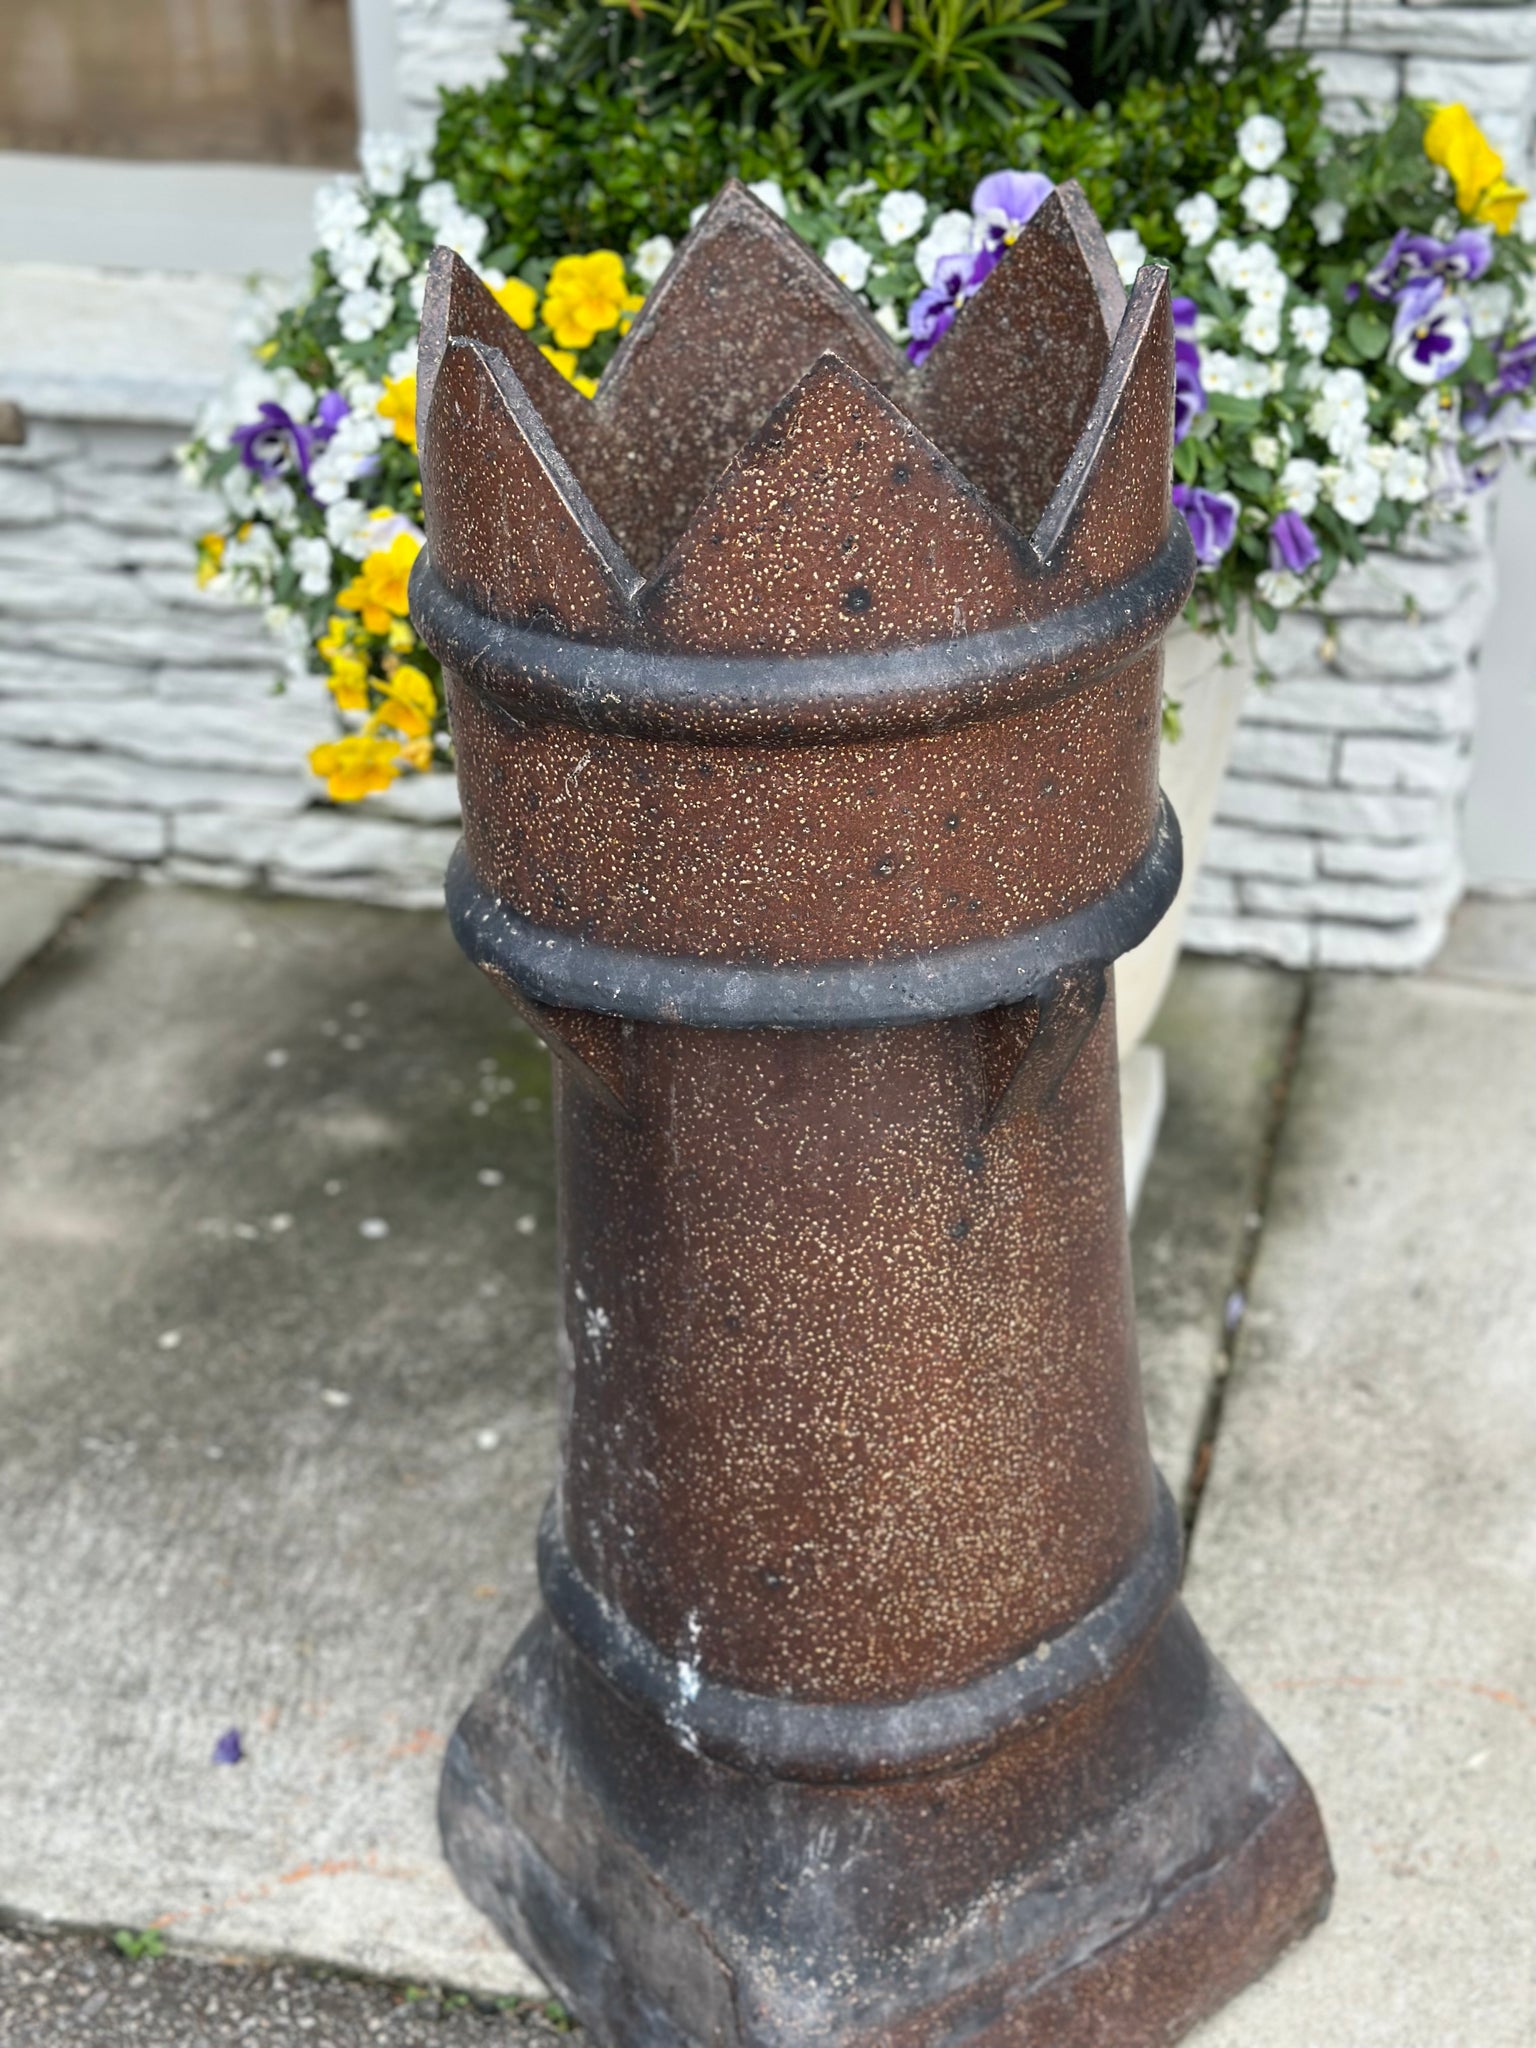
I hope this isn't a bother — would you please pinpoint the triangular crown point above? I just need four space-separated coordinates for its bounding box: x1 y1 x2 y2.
422 335 640 635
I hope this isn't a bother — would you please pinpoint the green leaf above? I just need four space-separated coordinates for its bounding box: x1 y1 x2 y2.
1205 393 1264 425
1346 308 1390 359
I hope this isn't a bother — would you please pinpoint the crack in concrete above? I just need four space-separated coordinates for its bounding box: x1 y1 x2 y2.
1180 971 1315 1551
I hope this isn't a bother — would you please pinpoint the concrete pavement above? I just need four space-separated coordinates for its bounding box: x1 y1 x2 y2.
1 868 1532 2042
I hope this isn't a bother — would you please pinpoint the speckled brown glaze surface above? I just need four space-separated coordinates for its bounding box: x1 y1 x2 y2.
422 183 1332 2047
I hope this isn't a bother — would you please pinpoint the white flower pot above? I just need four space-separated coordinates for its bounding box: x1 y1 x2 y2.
1115 617 1252 1057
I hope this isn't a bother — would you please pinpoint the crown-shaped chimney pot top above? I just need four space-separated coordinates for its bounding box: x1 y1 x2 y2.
416 178 1140 581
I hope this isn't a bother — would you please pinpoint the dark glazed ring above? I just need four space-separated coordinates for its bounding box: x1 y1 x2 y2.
538 1479 1184 1784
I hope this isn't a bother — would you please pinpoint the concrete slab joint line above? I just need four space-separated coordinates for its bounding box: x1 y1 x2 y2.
415 182 1331 2047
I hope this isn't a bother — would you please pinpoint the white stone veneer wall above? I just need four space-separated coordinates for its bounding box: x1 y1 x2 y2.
1186 514 1494 969
0 418 458 907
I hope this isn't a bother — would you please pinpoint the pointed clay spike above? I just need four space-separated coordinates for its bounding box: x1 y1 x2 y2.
917 182 1126 538
640 353 1034 656
416 248 597 487
1031 266 1175 588
585 181 909 577
422 338 641 640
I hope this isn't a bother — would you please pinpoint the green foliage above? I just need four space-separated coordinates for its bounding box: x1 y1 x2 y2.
438 0 1300 230
1053 0 1293 104
113 1930 167 1961
435 66 809 265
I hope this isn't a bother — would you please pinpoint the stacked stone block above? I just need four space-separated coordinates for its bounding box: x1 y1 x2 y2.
1187 515 1493 968
0 419 458 907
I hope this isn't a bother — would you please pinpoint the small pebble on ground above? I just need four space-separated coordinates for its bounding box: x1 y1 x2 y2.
0 1924 584 2046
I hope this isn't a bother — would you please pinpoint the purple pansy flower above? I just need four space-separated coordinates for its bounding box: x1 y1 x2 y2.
1391 277 1473 385
1366 226 1493 300
231 403 320 481
1268 510 1320 576
1491 332 1536 400
1172 296 1205 445
906 247 1000 366
212 1727 244 1766
230 388 348 484
1172 483 1238 568
971 169 1054 252
1463 335 1536 432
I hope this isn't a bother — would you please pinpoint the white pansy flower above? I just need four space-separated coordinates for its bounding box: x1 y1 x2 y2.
633 235 675 286
314 178 368 252
431 207 488 266
270 368 316 421
1464 281 1513 340
1231 239 1282 296
1256 568 1306 609
1267 360 1287 394
1311 199 1347 246
1207 238 1244 289
1237 114 1287 172
1245 267 1288 311
252 478 298 529
219 465 257 519
225 522 280 576
417 181 460 230
1519 197 1536 245
1250 433 1281 470
914 210 976 285
409 270 429 315
836 179 877 205
1335 462 1384 524
1329 460 1383 525
386 342 418 381
874 302 907 341
1174 192 1220 247
1289 303 1332 356
823 236 873 293
1106 228 1147 287
374 219 412 284
1278 456 1322 516
1384 446 1431 502
877 189 927 246
1417 386 1460 439
1306 366 1370 457
1199 350 1271 400
330 232 380 293
290 534 334 597
325 496 373 555
688 201 708 229
359 132 417 198
338 287 393 342
1241 302 1282 355
747 179 787 219
1241 175 1293 230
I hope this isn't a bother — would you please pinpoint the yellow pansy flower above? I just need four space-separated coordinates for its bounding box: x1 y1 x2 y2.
336 531 422 634
386 618 417 652
491 277 539 330
374 663 437 738
396 735 434 771
317 612 352 659
326 653 371 713
377 373 418 450
195 532 225 588
1425 103 1529 233
310 734 401 801
539 345 599 400
541 251 643 351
